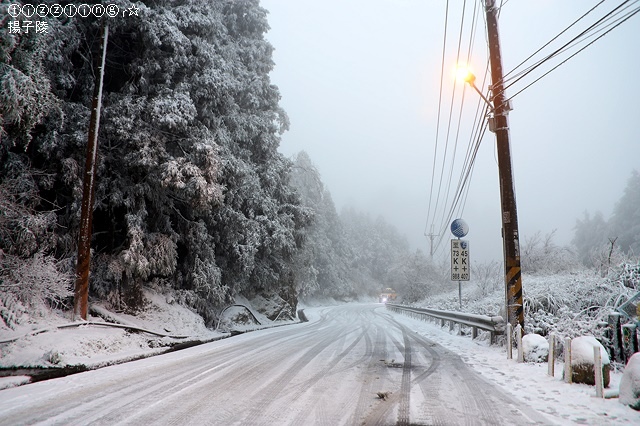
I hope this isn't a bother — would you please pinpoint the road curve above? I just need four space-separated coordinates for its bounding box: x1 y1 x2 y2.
0 304 552 425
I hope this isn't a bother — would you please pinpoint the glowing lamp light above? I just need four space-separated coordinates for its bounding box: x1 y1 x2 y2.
455 66 476 85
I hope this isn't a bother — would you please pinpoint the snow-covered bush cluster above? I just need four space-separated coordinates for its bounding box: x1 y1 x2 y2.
420 266 638 345
0 176 73 329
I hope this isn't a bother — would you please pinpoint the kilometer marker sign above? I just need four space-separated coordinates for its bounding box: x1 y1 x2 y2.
451 239 470 281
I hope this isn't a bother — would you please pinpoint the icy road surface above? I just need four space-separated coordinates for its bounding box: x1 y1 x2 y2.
0 304 552 425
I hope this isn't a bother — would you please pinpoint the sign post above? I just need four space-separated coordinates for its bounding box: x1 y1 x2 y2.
450 219 470 310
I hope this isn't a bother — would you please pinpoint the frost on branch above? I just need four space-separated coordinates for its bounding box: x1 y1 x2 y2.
150 92 196 130
0 174 72 327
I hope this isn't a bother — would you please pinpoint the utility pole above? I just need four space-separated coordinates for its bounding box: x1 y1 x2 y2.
426 224 438 260
484 0 524 330
74 21 109 320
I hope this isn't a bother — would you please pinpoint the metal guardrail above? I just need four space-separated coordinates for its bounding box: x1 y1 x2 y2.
386 303 505 344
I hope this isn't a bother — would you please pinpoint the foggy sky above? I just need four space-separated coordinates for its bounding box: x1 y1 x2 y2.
261 0 640 263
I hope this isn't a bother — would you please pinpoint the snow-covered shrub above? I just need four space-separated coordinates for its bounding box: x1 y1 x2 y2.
472 260 502 298
611 261 640 290
0 176 72 324
620 352 640 410
0 252 73 325
570 336 610 387
522 334 549 363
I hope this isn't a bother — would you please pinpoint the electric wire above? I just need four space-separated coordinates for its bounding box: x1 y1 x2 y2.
436 0 472 231
426 0 489 257
431 0 468 241
498 0 606 86
440 4 485 234
424 0 450 237
504 3 640 102
499 0 639 98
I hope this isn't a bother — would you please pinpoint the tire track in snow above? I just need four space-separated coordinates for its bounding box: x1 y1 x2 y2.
286 323 372 424
348 323 388 425
397 329 412 426
91 328 324 424
238 315 359 425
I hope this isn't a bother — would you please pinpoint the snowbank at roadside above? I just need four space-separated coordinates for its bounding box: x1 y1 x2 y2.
0 289 299 389
388 307 640 425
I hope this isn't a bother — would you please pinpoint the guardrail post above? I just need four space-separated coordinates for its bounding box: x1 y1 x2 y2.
564 337 572 383
594 345 604 398
472 326 478 339
548 333 555 377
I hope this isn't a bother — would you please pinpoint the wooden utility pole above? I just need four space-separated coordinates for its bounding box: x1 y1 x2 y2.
484 0 524 330
74 21 109 320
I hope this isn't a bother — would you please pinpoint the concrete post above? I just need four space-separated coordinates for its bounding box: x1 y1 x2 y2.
516 324 524 363
506 323 513 360
594 346 604 398
564 337 572 383
548 333 555 377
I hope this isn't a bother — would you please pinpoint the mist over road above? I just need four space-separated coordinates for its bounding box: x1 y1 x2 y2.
0 304 551 425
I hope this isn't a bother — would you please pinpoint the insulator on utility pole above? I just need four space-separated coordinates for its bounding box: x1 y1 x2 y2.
484 0 524 330
74 21 109 320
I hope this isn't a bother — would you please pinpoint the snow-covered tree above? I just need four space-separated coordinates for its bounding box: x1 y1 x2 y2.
573 212 611 267
521 230 578 274
1 0 309 325
289 152 351 298
572 170 639 267
610 170 640 256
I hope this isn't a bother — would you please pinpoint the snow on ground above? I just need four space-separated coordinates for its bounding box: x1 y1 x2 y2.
1 297 640 424
0 289 297 386
388 308 640 425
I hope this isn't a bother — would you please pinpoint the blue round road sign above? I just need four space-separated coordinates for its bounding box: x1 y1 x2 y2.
451 218 469 238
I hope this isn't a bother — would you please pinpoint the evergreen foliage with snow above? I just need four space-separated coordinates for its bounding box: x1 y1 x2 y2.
0 0 307 325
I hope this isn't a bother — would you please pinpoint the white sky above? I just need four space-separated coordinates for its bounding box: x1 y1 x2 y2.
262 0 640 262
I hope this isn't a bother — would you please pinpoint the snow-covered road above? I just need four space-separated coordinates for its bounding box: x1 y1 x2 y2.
0 303 552 425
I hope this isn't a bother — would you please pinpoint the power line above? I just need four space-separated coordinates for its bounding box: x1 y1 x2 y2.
424 0 450 237
504 3 640 102
499 0 606 86
499 0 639 97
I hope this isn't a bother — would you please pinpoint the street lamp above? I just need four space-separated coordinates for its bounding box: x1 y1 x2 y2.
456 67 493 111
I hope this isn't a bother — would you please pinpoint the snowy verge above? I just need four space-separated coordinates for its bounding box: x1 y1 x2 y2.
388 307 640 425
0 289 301 389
